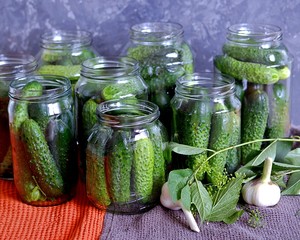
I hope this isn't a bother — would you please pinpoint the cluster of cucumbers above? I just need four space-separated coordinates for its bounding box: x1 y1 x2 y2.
214 43 291 163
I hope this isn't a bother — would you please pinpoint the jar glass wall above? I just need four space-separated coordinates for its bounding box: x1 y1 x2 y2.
86 99 168 214
214 23 293 164
171 72 241 184
0 54 37 179
8 75 77 206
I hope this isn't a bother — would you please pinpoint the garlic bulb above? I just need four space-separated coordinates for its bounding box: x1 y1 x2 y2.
242 157 281 207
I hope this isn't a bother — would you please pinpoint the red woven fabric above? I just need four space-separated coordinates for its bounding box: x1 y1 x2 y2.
0 180 106 240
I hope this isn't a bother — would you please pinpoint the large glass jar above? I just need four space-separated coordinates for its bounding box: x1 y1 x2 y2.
75 56 148 180
171 72 241 184
123 22 194 135
0 54 37 180
36 30 98 90
214 23 293 164
86 99 168 214
8 75 77 206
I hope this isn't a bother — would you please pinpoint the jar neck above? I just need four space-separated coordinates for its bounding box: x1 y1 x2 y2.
175 73 235 100
0 54 37 81
9 75 71 102
97 99 159 128
130 22 184 46
226 23 282 47
40 30 92 50
81 56 140 81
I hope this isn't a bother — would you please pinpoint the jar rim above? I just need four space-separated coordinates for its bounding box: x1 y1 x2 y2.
97 99 160 128
0 54 37 79
40 30 92 49
175 72 235 98
81 56 140 80
9 74 71 102
130 22 184 45
227 23 282 43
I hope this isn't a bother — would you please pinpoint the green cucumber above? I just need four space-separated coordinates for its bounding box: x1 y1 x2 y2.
214 55 279 84
241 84 269 164
21 118 64 197
37 65 81 81
133 137 155 202
82 98 98 139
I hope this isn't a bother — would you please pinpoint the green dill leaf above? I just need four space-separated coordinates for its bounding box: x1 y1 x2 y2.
281 172 300 195
168 169 193 202
191 180 212 223
181 185 191 211
207 174 244 222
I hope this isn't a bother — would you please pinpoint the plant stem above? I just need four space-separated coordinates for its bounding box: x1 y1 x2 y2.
261 157 273 182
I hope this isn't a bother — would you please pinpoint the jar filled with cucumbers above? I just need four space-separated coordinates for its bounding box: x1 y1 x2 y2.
0 54 37 180
75 56 148 181
123 22 194 136
86 99 168 214
171 72 241 184
36 30 98 91
8 75 77 206
214 23 293 164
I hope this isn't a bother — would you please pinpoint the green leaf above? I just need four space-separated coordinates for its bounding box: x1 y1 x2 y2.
181 185 191 211
283 148 300 166
168 142 208 155
191 180 212 223
245 140 277 167
223 209 244 224
275 141 292 162
168 169 193 202
281 172 300 195
207 175 244 222
273 162 300 171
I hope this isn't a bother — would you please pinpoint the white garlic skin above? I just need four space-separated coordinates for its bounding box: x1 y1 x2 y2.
242 179 281 207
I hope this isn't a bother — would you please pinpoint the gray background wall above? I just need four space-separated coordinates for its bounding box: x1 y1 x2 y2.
1 0 299 124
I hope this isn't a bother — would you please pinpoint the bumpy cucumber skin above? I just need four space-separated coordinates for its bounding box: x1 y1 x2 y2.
148 123 167 198
82 98 98 139
241 85 269 164
86 128 111 207
172 99 211 180
12 81 43 132
207 104 234 186
222 43 289 65
37 65 81 81
107 131 132 203
21 118 64 197
225 111 241 174
28 102 50 133
214 55 279 84
133 137 155 202
266 82 290 138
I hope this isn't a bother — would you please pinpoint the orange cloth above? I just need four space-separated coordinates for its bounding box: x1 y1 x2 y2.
0 180 106 240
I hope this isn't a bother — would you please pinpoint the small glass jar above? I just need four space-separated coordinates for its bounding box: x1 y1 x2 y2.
214 23 293 163
75 56 148 180
86 99 168 214
171 72 241 181
36 30 98 89
0 54 37 180
8 75 77 206
123 22 194 135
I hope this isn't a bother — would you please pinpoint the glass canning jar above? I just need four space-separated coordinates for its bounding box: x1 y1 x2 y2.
36 30 98 90
171 72 241 184
75 56 148 180
86 99 168 214
8 75 77 206
0 54 37 180
123 22 194 136
214 23 293 164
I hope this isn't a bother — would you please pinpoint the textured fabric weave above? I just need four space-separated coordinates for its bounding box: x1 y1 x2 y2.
0 180 105 240
101 197 300 240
